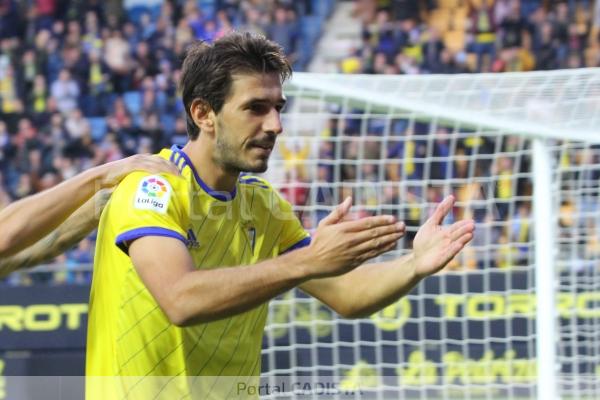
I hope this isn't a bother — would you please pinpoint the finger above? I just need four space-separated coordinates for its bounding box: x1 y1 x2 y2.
373 237 400 254
359 238 399 263
352 230 404 254
318 197 352 227
444 233 474 261
146 156 181 176
341 214 397 232
448 220 475 241
456 232 474 247
447 219 474 233
130 155 180 176
427 195 455 226
142 163 180 176
348 222 405 245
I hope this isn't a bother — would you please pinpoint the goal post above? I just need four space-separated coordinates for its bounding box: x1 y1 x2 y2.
258 69 600 399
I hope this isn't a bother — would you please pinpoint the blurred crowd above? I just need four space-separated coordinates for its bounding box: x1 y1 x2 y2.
342 0 599 74
277 0 600 273
0 0 334 284
2 0 599 285
276 116 600 273
298 0 600 272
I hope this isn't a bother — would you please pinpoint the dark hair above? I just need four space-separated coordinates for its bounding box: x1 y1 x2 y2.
179 31 292 140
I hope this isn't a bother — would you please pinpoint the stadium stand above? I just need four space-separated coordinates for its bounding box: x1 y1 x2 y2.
0 0 597 285
343 0 598 74
0 0 335 285
273 0 600 278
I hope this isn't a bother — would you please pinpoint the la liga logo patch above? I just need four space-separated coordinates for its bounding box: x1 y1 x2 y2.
142 177 168 198
134 175 172 214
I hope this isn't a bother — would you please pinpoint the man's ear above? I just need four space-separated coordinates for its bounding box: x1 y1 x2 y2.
190 99 216 135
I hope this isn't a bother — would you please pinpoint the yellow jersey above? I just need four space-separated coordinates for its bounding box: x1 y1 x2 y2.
86 145 310 399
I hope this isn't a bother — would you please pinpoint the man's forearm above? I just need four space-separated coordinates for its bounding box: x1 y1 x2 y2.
131 212 404 326
301 253 423 318
149 245 314 326
0 190 109 278
0 167 108 258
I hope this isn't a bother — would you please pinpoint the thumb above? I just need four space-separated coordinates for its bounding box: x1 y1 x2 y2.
319 197 352 226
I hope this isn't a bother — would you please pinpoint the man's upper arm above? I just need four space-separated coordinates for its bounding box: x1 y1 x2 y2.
108 172 192 323
128 235 195 323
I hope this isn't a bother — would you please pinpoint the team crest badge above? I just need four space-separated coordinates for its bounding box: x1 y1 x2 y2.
134 175 172 214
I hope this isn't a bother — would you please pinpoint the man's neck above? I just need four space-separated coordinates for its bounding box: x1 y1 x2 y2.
181 140 239 193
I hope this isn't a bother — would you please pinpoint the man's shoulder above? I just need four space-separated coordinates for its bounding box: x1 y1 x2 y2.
108 172 190 216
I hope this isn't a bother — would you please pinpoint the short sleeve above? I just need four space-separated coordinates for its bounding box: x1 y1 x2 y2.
109 172 191 254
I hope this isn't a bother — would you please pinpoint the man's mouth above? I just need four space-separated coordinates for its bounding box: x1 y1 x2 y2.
249 142 274 151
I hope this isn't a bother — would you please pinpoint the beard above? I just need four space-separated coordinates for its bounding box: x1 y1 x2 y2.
213 122 273 174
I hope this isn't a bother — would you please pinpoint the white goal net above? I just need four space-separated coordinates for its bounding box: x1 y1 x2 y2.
260 69 600 399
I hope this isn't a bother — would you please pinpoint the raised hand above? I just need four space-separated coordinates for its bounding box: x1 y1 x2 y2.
411 195 475 278
304 197 406 278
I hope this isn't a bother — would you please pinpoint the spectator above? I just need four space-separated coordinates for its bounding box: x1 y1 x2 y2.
139 112 165 152
215 9 234 38
267 6 300 64
103 29 131 92
40 112 67 159
534 21 559 69
50 68 80 115
65 108 90 139
13 174 34 200
0 62 22 114
552 2 570 67
422 27 445 73
240 7 267 36
28 74 48 115
499 1 528 50
469 0 497 72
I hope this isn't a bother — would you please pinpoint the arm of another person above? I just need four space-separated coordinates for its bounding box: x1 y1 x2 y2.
0 189 111 278
0 154 179 258
129 198 406 326
299 195 476 318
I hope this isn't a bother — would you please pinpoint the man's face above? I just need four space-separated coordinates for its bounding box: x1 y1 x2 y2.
212 73 286 173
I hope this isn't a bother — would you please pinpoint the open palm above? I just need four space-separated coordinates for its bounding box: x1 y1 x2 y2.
412 196 475 279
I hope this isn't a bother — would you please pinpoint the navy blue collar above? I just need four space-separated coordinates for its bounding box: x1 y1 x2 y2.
169 145 237 202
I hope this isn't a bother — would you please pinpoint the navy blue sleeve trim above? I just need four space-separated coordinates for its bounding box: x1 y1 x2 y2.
115 227 187 255
280 236 311 255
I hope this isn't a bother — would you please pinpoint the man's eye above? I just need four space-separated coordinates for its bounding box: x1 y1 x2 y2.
249 104 268 114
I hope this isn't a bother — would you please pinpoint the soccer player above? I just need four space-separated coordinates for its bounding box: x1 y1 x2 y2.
0 154 179 277
86 32 474 398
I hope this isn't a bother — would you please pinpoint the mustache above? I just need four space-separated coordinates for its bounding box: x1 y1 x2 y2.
248 136 276 148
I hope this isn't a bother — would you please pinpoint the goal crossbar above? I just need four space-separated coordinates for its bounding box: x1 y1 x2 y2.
290 70 600 144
